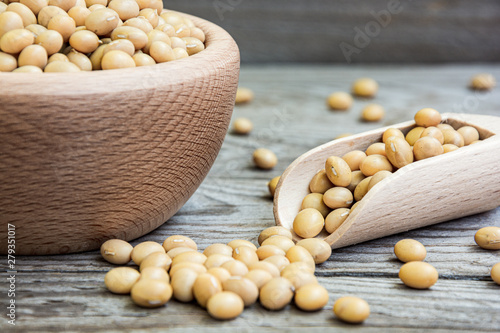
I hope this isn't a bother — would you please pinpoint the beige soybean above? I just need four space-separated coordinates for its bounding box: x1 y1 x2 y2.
232 117 253 135
405 126 425 146
47 54 69 63
281 261 314 275
137 0 163 11
325 156 352 187
170 268 198 302
470 73 496 91
244 269 273 289
259 277 294 311
13 65 42 72
170 36 186 50
207 267 231 284
48 0 77 11
132 52 155 66
263 255 290 272
88 4 106 11
352 77 378 98
35 29 63 55
139 252 172 271
414 108 441 127
420 126 444 144
253 148 278 170
166 246 197 258
399 261 438 289
47 14 75 42
309 169 333 194
163 235 198 252
204 253 234 269
437 123 454 131
365 142 386 156
413 136 443 161
182 36 204 56
139 8 159 28
296 238 332 264
333 296 370 324
111 25 148 50
325 208 350 233
20 0 48 16
206 291 244 320
281 268 317 289
108 0 140 21
301 193 330 217
442 129 465 147
156 23 175 37
104 38 135 56
100 239 133 265
293 208 325 239
18 44 47 68
149 40 174 62
443 144 459 153
457 126 480 145
69 30 99 53
353 176 372 201
6 3 37 27
0 12 24 40
360 154 393 176
171 251 207 267
104 267 140 294
101 49 135 69
85 8 119 36
491 263 500 285
235 87 254 104
323 187 353 209
361 104 384 122
37 6 67 28
131 241 165 265
258 226 293 246
248 261 280 278
203 243 233 257
190 27 205 42
474 226 500 250
221 259 249 276
169 262 207 277
342 150 367 171
394 239 427 262
385 136 413 169
67 6 91 26
227 239 257 251
173 23 190 38
295 284 329 312
0 28 34 54
382 128 405 143
123 17 153 33
347 170 365 192
139 266 169 283
25 24 47 38
367 170 392 192
268 175 280 197
327 91 352 110
193 273 222 308
232 246 259 267
131 279 172 308
222 276 259 307
285 245 316 273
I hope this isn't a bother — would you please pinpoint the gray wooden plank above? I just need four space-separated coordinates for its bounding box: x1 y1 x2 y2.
2 64 500 332
164 0 500 63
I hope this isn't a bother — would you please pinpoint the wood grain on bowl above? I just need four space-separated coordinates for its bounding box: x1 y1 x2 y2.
0 13 240 255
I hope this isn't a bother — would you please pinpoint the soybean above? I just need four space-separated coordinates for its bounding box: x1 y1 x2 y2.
333 296 370 324
394 239 427 262
474 226 500 250
295 284 329 312
399 261 438 289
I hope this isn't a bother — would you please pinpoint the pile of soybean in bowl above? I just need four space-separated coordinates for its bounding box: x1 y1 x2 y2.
292 108 484 239
0 0 205 73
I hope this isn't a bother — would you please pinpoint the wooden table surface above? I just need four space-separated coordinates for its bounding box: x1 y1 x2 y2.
3 64 500 332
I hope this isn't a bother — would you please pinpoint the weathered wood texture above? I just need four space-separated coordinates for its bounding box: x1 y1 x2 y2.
0 14 240 255
164 0 500 63
1 65 500 332
275 113 500 248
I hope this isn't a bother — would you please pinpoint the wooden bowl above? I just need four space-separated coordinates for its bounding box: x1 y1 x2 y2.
0 13 240 255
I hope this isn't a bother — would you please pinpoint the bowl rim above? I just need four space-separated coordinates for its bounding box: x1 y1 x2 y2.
0 11 240 95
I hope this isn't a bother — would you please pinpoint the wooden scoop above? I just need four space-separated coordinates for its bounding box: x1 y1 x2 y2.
274 113 500 249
